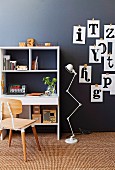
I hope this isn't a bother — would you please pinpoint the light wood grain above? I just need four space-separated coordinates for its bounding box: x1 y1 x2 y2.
0 98 41 161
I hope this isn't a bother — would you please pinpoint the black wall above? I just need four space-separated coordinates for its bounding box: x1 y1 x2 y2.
0 0 115 132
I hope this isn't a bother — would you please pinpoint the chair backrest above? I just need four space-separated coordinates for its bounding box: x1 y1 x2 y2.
0 98 22 119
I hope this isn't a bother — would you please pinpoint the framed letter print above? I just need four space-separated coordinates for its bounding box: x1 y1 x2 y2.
102 74 115 92
104 53 115 71
79 64 92 83
73 26 86 44
87 19 100 38
91 84 103 102
96 39 108 57
89 45 101 63
104 25 115 41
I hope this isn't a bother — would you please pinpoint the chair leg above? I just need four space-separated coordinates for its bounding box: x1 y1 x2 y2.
0 130 2 140
32 126 41 151
8 129 12 147
21 131 27 162
0 130 2 135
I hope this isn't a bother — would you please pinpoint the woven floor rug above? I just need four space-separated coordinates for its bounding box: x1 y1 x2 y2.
0 132 115 170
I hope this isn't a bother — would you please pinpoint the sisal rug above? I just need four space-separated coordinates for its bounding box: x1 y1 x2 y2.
0 132 115 170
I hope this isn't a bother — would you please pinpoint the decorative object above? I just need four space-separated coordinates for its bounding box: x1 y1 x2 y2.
16 65 28 70
43 76 57 95
43 109 56 123
35 56 38 70
45 90 51 96
89 45 101 63
91 84 103 102
87 19 100 38
102 73 114 92
104 53 115 71
104 24 115 41
96 38 108 57
45 43 51 46
36 42 58 46
73 25 86 44
65 64 82 144
32 56 38 70
27 38 35 47
19 42 26 47
79 64 92 83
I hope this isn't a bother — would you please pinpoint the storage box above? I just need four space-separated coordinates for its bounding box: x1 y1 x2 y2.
32 114 41 123
33 105 40 114
43 109 56 123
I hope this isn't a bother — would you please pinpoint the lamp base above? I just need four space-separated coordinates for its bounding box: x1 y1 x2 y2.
65 137 78 144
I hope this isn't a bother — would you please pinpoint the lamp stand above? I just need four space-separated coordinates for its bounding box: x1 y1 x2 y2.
65 136 78 144
65 72 82 144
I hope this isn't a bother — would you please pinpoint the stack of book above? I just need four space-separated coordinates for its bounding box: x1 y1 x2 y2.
3 55 10 70
3 55 16 70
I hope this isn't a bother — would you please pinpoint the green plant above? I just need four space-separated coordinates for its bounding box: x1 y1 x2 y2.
43 76 57 87
43 76 57 94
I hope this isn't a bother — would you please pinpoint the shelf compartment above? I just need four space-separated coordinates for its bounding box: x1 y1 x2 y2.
31 50 57 70
5 72 57 93
4 49 29 70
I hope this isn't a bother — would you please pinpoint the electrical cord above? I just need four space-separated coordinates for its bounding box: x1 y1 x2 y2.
78 128 92 134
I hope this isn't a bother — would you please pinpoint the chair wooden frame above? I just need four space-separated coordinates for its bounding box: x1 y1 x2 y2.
0 98 41 161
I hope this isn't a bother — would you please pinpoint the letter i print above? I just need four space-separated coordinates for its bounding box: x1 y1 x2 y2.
73 26 86 44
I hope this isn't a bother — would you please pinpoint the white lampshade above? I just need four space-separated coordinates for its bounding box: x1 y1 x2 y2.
65 64 76 74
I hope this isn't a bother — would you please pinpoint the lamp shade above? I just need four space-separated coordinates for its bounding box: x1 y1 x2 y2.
65 64 76 74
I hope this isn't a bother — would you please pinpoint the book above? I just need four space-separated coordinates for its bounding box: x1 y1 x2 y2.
10 61 17 70
27 93 43 96
3 55 10 70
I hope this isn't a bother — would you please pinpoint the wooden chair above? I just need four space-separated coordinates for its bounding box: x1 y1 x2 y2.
0 98 41 161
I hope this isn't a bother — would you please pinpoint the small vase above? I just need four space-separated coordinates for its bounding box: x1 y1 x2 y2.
47 85 56 94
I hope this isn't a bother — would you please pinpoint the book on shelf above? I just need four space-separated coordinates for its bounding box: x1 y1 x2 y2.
3 55 17 70
27 92 43 96
10 61 17 70
3 55 10 70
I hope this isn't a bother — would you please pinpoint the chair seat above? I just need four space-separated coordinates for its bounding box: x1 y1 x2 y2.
1 118 36 130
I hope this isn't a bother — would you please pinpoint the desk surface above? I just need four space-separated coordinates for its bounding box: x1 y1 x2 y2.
1 94 59 105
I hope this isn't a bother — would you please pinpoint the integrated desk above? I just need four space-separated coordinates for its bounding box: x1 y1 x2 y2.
1 94 60 140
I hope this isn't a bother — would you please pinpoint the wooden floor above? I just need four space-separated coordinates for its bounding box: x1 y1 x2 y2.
0 132 115 169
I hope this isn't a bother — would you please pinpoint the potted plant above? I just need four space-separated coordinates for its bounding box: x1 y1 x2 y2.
43 76 57 94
